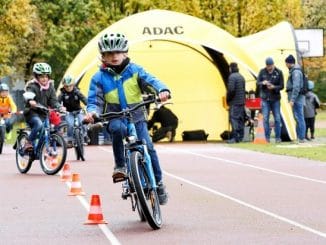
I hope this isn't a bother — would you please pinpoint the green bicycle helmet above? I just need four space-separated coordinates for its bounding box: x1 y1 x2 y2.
62 74 74 85
0 83 9 92
98 32 129 53
33 62 52 75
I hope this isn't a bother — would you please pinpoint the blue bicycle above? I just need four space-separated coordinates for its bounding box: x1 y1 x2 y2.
95 95 163 229
15 104 67 175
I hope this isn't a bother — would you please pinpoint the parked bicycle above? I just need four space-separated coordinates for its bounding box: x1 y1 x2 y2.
93 95 164 230
15 103 67 175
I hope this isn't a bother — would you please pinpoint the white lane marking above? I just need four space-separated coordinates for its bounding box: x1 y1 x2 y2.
62 176 121 245
160 147 326 185
164 171 326 239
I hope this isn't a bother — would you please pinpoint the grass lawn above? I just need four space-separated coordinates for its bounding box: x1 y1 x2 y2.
227 110 326 162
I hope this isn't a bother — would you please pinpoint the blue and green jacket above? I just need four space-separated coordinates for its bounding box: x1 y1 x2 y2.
87 62 169 122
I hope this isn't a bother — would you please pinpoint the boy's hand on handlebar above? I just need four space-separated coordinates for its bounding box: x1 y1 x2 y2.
84 112 96 123
29 100 37 107
158 91 170 102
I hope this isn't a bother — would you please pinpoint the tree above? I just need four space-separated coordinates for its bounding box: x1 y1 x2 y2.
302 0 326 101
0 0 43 79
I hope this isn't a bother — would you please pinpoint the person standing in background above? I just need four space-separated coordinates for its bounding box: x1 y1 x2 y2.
257 57 284 143
226 62 246 143
304 80 320 140
285 54 306 143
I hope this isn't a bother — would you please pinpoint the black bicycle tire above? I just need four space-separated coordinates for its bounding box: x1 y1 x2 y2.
130 151 162 229
40 133 67 175
134 194 146 222
15 133 33 174
0 126 5 154
74 128 85 161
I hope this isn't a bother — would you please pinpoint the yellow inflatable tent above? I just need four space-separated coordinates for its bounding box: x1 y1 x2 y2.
63 9 298 141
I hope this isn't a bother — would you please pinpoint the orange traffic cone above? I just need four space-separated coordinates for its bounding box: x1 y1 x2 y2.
60 163 72 182
68 173 85 196
253 113 268 144
84 194 108 225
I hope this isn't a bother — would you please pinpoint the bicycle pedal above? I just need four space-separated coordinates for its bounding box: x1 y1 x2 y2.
121 192 130 199
113 176 127 183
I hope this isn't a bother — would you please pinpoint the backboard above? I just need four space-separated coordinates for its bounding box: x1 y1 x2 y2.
295 29 324 57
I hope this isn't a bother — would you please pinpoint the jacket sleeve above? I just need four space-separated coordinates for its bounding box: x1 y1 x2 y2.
274 69 284 92
48 84 61 109
86 73 105 115
77 89 87 106
227 76 236 103
136 65 170 94
57 92 63 104
290 69 302 102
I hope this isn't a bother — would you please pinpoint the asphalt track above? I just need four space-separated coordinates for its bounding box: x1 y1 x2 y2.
0 142 326 245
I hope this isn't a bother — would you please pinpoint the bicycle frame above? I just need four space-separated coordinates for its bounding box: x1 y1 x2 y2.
124 120 157 189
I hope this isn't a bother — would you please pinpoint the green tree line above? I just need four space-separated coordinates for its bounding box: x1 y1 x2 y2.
0 0 325 99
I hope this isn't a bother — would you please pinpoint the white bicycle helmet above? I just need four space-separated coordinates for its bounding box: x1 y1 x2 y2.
98 32 129 53
0 83 9 92
33 62 52 75
62 74 74 85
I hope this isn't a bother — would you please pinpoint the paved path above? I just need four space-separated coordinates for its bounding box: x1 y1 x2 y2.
0 143 325 244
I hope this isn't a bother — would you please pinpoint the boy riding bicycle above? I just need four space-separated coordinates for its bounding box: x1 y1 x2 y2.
23 63 65 151
0 83 17 136
58 75 88 147
84 32 169 205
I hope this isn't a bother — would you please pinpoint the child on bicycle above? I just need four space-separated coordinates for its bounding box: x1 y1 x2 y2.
84 32 169 205
23 62 65 151
58 75 88 147
0 83 17 135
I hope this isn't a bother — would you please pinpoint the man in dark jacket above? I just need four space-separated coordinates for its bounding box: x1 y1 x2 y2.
148 105 178 142
257 57 284 143
226 62 246 143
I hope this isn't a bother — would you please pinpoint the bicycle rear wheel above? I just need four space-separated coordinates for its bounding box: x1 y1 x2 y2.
130 151 162 229
15 133 33 174
40 133 67 175
74 128 85 161
0 126 5 154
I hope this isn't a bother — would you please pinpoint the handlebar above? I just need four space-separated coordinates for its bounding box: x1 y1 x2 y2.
97 94 157 121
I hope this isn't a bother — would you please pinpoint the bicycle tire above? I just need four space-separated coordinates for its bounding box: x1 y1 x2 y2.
40 133 67 175
130 151 162 229
0 126 5 154
134 194 146 222
15 133 33 174
74 128 85 161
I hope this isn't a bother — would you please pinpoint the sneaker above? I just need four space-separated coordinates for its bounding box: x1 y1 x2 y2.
112 166 127 181
275 138 281 143
157 181 168 205
23 141 33 152
298 139 305 143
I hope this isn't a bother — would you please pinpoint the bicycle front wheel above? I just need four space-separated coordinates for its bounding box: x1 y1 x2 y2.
15 133 33 174
74 128 85 161
130 151 162 229
40 133 67 175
